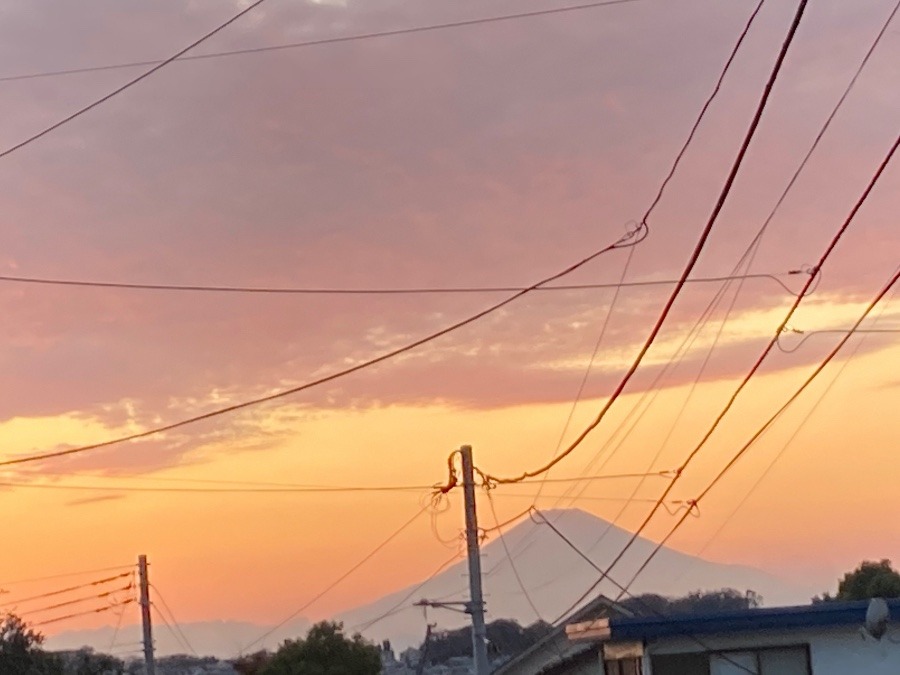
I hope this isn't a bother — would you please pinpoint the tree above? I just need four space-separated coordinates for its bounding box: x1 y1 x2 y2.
0 613 63 674
423 619 550 666
234 651 272 675
260 621 381 675
621 588 761 616
60 647 124 675
815 559 900 602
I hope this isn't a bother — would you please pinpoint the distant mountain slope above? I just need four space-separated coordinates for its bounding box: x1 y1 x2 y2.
45 618 309 660
336 509 806 649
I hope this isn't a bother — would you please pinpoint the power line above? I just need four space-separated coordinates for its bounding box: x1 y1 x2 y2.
0 270 801 296
533 246 638 504
242 503 430 653
0 0 270 160
616 265 900 602
30 599 135 628
562 127 900 623
151 587 198 657
0 1 644 85
776 327 899 353
350 552 462 634
531 509 756 675
152 603 194 656
539 0 770 512
0 227 644 469
151 585 196 655
486 494 544 623
675 295 894 573
482 0 808 486
0 566 134 589
0 470 665 495
562 0 900 578
0 480 433 495
1 573 131 606
12 585 133 618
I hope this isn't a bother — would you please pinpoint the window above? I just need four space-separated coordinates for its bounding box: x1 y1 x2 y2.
652 646 808 675
604 657 643 675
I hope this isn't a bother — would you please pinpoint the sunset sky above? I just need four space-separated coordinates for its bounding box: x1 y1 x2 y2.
0 0 898 647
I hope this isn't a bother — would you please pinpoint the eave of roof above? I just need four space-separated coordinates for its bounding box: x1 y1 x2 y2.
493 594 631 674
608 599 900 641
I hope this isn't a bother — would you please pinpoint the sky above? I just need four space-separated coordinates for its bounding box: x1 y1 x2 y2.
0 0 898 648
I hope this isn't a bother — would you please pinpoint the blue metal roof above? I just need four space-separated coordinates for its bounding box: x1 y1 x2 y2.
608 600 900 641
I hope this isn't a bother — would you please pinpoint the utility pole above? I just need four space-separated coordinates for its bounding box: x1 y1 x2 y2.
460 445 490 675
138 555 156 675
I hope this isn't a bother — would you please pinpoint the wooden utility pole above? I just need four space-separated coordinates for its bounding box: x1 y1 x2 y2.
138 555 156 675
460 445 489 675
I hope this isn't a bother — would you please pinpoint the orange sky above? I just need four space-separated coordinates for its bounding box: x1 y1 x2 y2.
0 0 898 648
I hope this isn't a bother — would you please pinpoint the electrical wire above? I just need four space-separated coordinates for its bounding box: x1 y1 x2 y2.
0 226 645 469
531 510 755 675
0 573 131 605
554 0 900 592
582 129 900 609
152 600 197 657
0 270 803 296
0 0 645 85
674 299 893 576
108 594 131 653
486 494 544 624
30 599 135 628
532 245 638 505
350 552 462 634
12 585 133 618
241 503 431 652
482 0 807 487
0 480 434 494
776 327 899 353
151 584 197 657
0 0 270 160
568 251 762 557
480 506 533 536
0 565 135 587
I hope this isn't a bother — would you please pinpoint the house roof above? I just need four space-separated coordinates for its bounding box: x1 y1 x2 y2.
492 594 632 675
607 599 900 641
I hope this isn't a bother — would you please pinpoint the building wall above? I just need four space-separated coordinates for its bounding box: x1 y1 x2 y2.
644 626 900 675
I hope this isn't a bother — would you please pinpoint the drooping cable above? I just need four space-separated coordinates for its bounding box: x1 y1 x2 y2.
553 0 900 577
0 271 803 296
482 0 809 486
676 292 895 574
586 129 900 603
1 227 645 469
616 266 900 602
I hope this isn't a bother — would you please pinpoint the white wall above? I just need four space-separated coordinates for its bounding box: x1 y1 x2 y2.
644 626 900 674
808 628 900 675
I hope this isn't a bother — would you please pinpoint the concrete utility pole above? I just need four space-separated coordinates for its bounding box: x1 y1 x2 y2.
138 555 156 675
460 445 490 675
